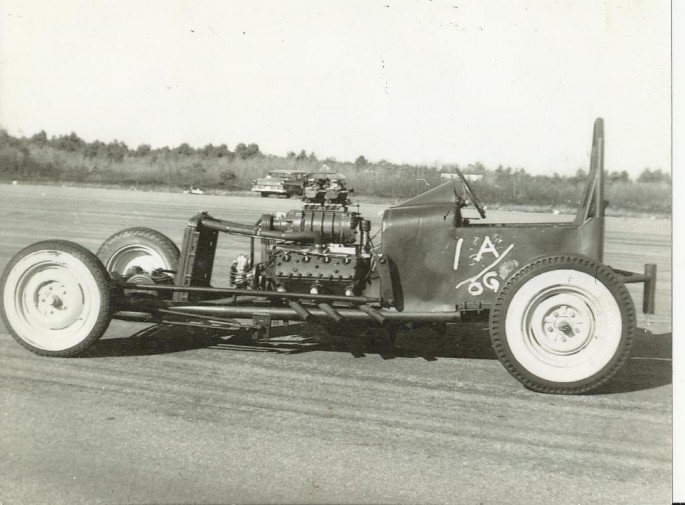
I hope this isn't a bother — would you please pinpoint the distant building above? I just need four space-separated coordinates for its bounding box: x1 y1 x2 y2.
441 173 483 182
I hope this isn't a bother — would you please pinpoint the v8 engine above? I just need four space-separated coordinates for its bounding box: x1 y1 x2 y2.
229 207 373 297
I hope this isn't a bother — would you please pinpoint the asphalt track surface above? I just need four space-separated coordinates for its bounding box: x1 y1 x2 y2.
0 184 672 504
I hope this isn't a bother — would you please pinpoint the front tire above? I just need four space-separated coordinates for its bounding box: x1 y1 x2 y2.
489 255 635 394
97 227 179 278
1 241 113 356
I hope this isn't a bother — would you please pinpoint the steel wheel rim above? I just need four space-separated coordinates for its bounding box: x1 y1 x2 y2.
105 245 169 275
3 251 101 351
524 289 596 357
505 269 622 383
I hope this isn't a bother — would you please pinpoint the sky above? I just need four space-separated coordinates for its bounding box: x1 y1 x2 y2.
0 0 671 176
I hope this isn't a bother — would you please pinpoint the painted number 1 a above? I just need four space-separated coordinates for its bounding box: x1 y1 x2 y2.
453 238 464 270
453 235 499 271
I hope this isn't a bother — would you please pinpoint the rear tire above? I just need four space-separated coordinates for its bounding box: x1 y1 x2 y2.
97 227 179 278
261 192 269 198
489 255 635 394
1 241 113 356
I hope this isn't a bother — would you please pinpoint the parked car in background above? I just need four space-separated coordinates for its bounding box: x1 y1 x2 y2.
302 172 352 205
251 170 307 198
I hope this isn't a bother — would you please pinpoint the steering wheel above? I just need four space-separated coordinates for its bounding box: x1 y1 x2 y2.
455 168 486 218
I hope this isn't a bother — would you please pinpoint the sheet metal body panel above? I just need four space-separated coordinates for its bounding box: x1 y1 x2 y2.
381 204 602 312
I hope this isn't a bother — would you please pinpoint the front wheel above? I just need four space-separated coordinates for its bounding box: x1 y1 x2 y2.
0 241 114 356
97 227 179 279
489 255 635 394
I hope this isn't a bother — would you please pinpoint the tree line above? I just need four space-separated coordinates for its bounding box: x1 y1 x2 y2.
21 130 264 162
0 128 671 214
1 129 671 183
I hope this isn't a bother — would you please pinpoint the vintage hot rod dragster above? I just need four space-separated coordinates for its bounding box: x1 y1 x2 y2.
0 119 657 394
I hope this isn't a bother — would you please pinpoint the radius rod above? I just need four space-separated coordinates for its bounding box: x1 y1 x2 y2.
164 304 461 323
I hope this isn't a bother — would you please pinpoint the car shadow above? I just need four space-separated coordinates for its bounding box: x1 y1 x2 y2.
81 324 227 358
312 322 498 361
589 328 672 394
84 322 672 393
82 321 495 359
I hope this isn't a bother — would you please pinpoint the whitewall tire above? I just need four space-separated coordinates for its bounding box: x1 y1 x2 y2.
97 227 179 277
489 255 635 394
1 241 113 356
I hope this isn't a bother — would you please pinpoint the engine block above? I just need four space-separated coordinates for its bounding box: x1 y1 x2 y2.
266 244 369 296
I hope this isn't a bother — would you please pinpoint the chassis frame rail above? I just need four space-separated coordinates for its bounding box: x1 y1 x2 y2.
117 282 380 305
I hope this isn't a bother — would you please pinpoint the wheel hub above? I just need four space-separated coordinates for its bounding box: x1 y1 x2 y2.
33 278 84 329
106 245 166 276
530 296 594 356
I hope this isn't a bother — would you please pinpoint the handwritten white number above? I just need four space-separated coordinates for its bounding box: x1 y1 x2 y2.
468 282 484 296
482 271 500 292
453 238 464 270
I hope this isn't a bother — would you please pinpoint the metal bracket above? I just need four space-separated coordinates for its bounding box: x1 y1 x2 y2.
376 253 395 307
252 313 272 342
174 212 219 302
613 263 658 314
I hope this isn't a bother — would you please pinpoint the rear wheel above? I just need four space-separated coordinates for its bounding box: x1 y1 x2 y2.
97 227 179 278
489 255 635 394
261 192 269 198
1 241 113 356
